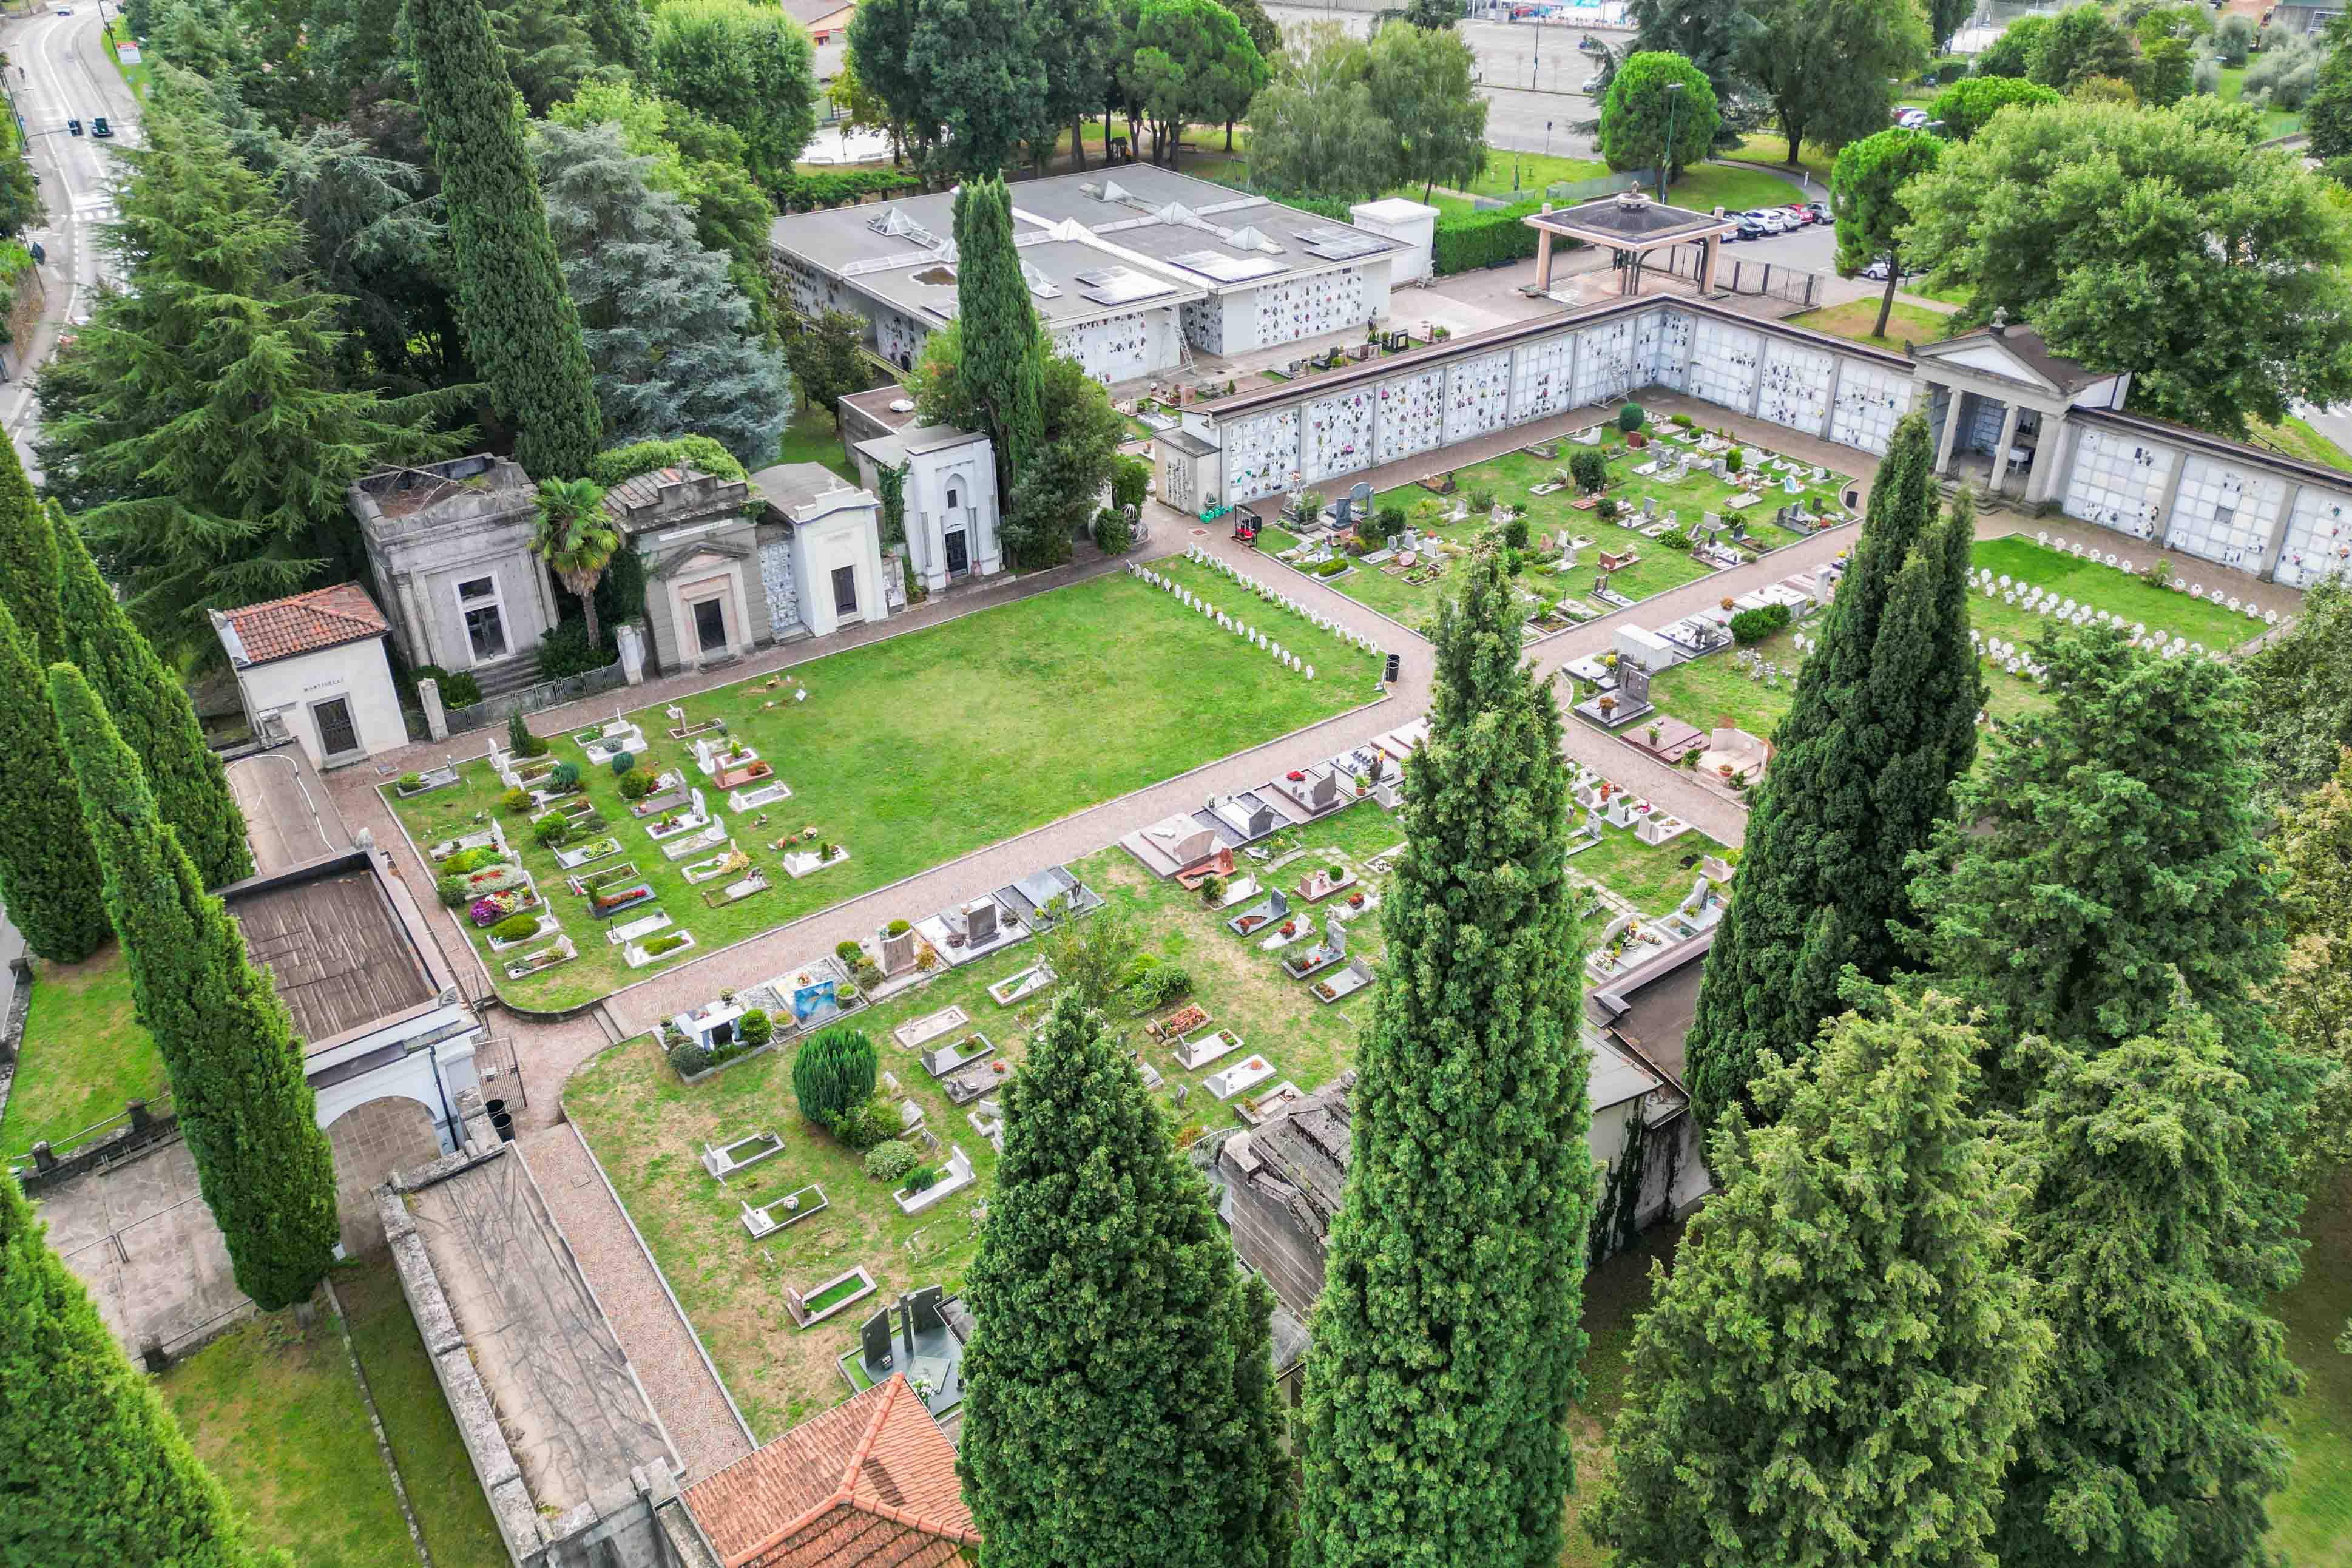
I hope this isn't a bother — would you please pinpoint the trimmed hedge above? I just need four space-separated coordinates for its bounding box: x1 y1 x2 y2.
778 167 925 212
1433 199 1547 275
1729 603 1793 644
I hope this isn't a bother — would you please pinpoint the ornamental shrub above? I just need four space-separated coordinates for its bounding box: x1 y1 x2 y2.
1373 504 1407 540
1570 448 1610 493
1729 602 1794 644
644 931 689 956
399 771 424 791
794 1026 877 1130
501 787 532 814
1726 447 1745 475
533 816 572 848
435 874 467 908
669 1039 714 1076
1502 515 1530 550
886 917 911 936
618 769 655 799
1660 527 1693 552
507 710 546 759
1430 199 1548 273
609 751 635 777
549 760 580 792
905 1164 940 1192
490 913 539 942
1317 558 1348 577
1618 402 1646 433
1596 497 1620 521
739 1009 774 1048
1468 487 1496 513
1130 964 1192 1011
840 1094 904 1152
864 1141 918 1183
834 939 862 963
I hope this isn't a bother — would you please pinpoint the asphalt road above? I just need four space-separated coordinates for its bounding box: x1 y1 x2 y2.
2 4 143 470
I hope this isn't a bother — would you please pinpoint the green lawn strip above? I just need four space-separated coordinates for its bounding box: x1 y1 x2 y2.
1570 816 1731 916
155 1308 417 1568
385 573 1379 1009
109 41 154 103
0 945 165 1160
775 406 859 484
2268 1164 2352 1563
1722 136 1837 187
1458 152 1611 200
1972 536 2272 652
336 1254 510 1568
1669 163 1808 212
2219 66 2305 138
1559 1218 1685 1568
1785 298 1958 354
2249 414 2352 475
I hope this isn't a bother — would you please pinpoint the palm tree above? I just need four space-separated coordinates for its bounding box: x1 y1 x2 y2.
530 476 620 651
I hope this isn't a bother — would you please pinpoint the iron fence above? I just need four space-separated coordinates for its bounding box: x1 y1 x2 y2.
441 658 629 736
1658 244 1822 308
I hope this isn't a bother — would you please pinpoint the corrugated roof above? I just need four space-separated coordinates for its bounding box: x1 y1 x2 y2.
216 583 389 666
683 1376 977 1568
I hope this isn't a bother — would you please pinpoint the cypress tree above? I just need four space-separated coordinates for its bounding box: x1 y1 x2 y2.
49 666 337 1311
55 521 252 891
0 601 109 961
1993 1005 2307 1568
0 438 64 663
1684 410 1981 1131
0 1169 267 1568
1295 544 1592 1568
1908 623 2278 1070
951 176 1045 494
405 0 604 479
958 988 1289 1568
1590 991 2046 1568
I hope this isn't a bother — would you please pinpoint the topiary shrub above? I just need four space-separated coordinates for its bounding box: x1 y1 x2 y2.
507 710 547 759
1729 603 1794 644
1317 558 1348 577
1618 402 1646 433
739 1009 774 1049
618 769 656 799
834 939 863 964
501 788 532 814
609 751 635 777
863 1141 918 1183
490 912 539 942
669 1040 714 1077
885 918 911 937
794 1027 877 1132
398 771 424 791
1725 447 1745 475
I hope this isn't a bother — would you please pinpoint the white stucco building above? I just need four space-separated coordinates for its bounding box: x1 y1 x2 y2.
211 583 407 769
746 462 894 638
768 166 1402 384
837 385 1007 593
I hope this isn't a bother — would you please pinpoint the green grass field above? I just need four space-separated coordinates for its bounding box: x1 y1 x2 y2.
0 947 164 1163
1786 297 1959 354
774 406 859 484
384 573 1380 1009
157 1308 417 1568
2218 65 2307 139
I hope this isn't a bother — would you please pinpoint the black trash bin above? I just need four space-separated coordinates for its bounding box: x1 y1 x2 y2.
490 1110 516 1143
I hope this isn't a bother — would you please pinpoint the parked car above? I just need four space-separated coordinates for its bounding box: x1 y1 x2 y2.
66 118 81 136
56 5 71 12
1579 33 1609 53
1861 257 1929 282
1732 217 1769 242
90 116 111 138
1783 202 1816 225
1806 200 1832 223
1897 109 1931 129
1741 207 1791 234
1578 77 1600 95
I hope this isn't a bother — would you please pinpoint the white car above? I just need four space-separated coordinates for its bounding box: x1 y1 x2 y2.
1741 208 1791 234
1897 109 1931 129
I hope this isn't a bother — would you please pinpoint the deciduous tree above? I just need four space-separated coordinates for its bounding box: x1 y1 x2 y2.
647 0 818 188
0 600 109 962
55 524 252 891
1928 73 2063 141
2246 577 2352 818
1243 27 1395 204
2029 3 2139 90
786 310 876 431
1592 992 2046 1568
846 0 1051 180
1038 0 1117 167
1902 98 2352 434
1365 22 1489 201
1684 413 1979 1131
1628 0 1759 118
1831 128 1944 338
1742 0 1930 167
50 666 336 1311
0 1169 269 1568
2271 747 2352 1175
1296 544 1593 1568
405 0 603 479
1130 0 1269 167
959 988 1290 1568
533 120 795 465
1598 51 1721 188
1975 11 2053 76
1995 1008 2308 1568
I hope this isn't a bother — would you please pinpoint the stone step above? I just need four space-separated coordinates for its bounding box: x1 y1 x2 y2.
466 656 546 703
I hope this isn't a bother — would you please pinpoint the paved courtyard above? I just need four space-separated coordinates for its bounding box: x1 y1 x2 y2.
33 1139 249 1361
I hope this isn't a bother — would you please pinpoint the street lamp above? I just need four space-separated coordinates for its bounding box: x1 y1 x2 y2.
1657 81 1683 205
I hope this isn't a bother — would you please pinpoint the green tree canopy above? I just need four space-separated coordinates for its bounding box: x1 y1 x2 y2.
2029 2 2140 90
0 1169 270 1568
1365 23 1489 201
1598 51 1722 185
1130 0 1270 166
786 309 876 432
1975 11 2053 76
1296 544 1593 1568
1830 128 1945 338
528 475 617 650
37 75 468 659
1995 1007 2308 1568
1244 29 1395 203
533 120 795 466
1037 0 1117 166
2135 33 2194 105
1627 0 1759 112
845 0 1052 179
2271 746 2352 1175
1685 413 1978 1131
0 427 64 663
404 0 603 479
0 600 109 962
2246 578 2352 817
1902 97 2352 434
950 175 1046 493
1591 991 2047 1568
579 0 651 73
1742 0 1930 167
50 666 336 1311
959 988 1289 1568
1906 623 2280 1073
1928 73 2063 141
647 0 818 188
55 522 252 891
792 1026 876 1129
1004 351 1125 569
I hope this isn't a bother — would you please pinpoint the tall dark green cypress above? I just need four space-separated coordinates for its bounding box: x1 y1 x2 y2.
958 988 1289 1568
1683 410 1982 1132
405 0 603 479
0 450 64 662
951 175 1044 492
0 1169 267 1568
54 520 251 890
0 601 109 961
1295 544 1592 1568
50 665 336 1311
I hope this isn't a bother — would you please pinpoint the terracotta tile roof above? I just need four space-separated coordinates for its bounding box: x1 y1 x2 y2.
217 583 390 665
684 1376 978 1568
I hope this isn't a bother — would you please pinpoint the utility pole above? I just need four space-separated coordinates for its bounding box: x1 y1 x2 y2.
1657 81 1683 205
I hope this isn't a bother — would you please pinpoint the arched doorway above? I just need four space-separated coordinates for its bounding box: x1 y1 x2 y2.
326 1096 442 1255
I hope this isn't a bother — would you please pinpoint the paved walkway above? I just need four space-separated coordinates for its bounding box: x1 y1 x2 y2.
521 1125 755 1482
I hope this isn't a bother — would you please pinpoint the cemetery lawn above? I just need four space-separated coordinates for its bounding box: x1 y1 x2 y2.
1560 1222 1685 1568
0 945 164 1161
1569 816 1732 917
385 572 1382 1010
337 1254 510 1568
156 1306 417 1568
1644 530 2280 747
1785 298 1956 353
1330 429 1839 634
